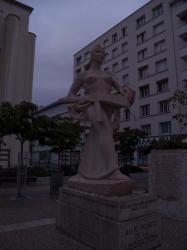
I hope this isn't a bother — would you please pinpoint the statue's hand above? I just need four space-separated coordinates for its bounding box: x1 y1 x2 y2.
121 86 136 105
119 88 126 96
79 96 94 104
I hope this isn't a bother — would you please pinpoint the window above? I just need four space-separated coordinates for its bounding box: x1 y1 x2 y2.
137 15 145 28
181 14 187 24
84 65 88 70
124 109 130 121
122 27 127 37
122 58 128 68
152 4 163 18
121 42 127 52
76 56 82 66
103 39 109 48
141 124 151 135
112 48 118 57
112 33 117 43
123 74 129 84
84 52 90 60
139 85 150 98
159 100 170 113
76 68 81 74
112 63 118 72
104 67 108 72
104 52 109 61
160 121 171 134
138 65 149 80
137 48 147 61
154 40 165 54
137 32 146 45
140 104 150 117
156 59 167 73
157 78 168 93
153 22 164 35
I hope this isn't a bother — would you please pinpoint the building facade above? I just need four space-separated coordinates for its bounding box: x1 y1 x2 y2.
33 0 187 167
74 0 187 137
0 0 36 167
0 0 35 103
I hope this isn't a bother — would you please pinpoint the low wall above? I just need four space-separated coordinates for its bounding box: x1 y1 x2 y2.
149 149 187 220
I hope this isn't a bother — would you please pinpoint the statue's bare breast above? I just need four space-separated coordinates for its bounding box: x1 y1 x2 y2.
82 71 113 95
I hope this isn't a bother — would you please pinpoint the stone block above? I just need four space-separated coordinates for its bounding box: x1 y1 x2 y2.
149 150 187 220
56 187 161 250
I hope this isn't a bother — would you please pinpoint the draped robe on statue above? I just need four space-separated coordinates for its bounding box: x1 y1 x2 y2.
68 74 131 180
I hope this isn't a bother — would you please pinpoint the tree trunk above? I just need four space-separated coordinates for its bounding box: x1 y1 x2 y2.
16 141 24 198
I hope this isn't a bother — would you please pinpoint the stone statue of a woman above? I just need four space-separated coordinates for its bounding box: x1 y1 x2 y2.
59 45 135 195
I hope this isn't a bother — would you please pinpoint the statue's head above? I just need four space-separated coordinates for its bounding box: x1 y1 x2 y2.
90 45 105 64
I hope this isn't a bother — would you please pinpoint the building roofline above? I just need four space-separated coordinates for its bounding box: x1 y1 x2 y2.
28 31 36 37
37 99 64 114
74 0 153 56
3 0 33 13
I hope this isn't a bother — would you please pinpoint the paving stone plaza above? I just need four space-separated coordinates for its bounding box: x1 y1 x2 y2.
0 185 187 250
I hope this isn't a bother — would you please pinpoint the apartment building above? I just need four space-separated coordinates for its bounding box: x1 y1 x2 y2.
0 0 36 167
74 0 187 137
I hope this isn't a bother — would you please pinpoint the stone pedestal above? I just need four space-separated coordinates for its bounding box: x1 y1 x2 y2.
57 187 161 250
67 174 134 196
149 150 187 221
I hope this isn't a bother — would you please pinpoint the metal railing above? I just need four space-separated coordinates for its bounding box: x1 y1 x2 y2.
0 149 10 168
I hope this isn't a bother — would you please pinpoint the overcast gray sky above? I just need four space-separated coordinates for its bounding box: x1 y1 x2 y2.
20 0 150 106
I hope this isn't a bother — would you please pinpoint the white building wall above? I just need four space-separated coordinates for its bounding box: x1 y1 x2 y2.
73 0 187 136
0 0 36 167
0 0 36 103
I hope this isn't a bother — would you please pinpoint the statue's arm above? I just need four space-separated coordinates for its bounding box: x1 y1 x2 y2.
112 78 123 94
68 72 85 97
109 72 125 95
111 74 135 106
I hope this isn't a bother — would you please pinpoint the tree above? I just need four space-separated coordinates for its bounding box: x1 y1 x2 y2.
169 90 187 133
114 128 146 165
0 101 83 196
31 114 54 146
0 102 14 149
36 116 83 176
43 116 83 153
10 101 38 198
12 102 37 164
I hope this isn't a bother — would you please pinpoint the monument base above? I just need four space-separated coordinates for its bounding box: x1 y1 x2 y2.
57 187 161 250
67 174 134 196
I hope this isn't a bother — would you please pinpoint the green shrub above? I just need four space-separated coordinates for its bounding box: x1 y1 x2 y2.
28 167 51 177
150 134 187 150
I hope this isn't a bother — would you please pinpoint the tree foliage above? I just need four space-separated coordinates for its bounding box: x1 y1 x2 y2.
0 101 83 153
11 101 38 144
148 134 187 150
114 128 146 162
43 116 83 153
0 102 14 147
32 115 54 146
169 90 187 132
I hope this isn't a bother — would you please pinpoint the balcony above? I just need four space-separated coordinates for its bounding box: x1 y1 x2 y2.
179 46 187 60
178 24 187 39
176 2 187 19
181 70 187 81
